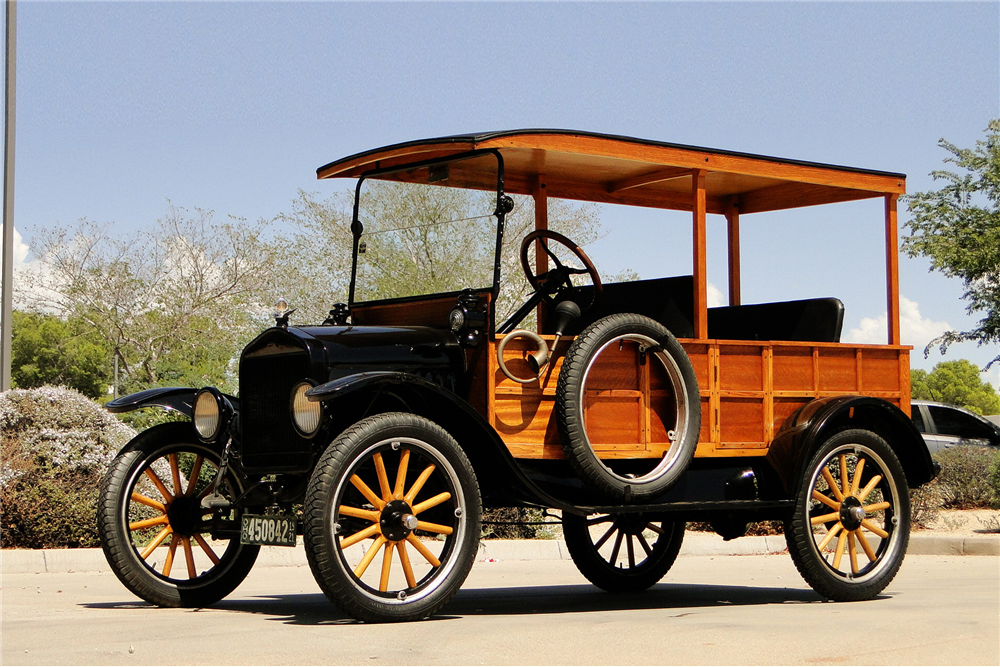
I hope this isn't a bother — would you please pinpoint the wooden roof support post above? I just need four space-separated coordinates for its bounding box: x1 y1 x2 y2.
692 169 709 339
725 196 741 306
885 194 901 345
532 174 548 332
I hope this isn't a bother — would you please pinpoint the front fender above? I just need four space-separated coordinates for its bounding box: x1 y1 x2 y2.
766 395 935 497
105 387 240 418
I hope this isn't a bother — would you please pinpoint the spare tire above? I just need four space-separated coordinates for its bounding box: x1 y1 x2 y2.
556 313 701 502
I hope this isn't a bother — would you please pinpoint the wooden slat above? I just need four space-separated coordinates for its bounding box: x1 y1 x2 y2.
692 170 708 339
726 197 741 306
739 182 882 214
885 194 901 345
532 174 549 332
607 167 692 193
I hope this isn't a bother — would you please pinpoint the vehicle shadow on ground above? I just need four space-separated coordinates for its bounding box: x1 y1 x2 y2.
82 582 835 626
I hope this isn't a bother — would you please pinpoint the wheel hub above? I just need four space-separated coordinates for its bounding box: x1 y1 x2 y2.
165 495 202 536
839 496 865 531
380 499 418 542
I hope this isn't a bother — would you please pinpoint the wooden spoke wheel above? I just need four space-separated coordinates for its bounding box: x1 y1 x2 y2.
556 313 701 503
304 413 481 623
562 512 684 592
97 422 259 608
785 429 910 602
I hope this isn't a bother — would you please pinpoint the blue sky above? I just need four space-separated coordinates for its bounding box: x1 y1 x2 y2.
4 2 999 385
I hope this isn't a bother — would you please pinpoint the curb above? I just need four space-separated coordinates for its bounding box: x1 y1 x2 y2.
2 533 996 575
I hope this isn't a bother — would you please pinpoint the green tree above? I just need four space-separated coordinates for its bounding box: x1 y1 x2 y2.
903 119 1000 369
18 205 282 393
277 187 603 324
910 359 1000 415
11 311 112 399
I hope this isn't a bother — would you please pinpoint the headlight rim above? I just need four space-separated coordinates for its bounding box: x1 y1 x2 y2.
193 386 232 443
290 380 323 439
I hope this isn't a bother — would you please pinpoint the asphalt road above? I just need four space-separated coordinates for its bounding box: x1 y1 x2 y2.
3 554 997 665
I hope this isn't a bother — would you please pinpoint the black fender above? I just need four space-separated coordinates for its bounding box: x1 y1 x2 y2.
306 371 578 510
766 395 935 499
105 387 240 418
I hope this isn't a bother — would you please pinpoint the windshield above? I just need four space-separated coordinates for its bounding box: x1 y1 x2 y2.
351 153 501 303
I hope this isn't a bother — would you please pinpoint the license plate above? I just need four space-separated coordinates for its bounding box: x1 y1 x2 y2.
241 514 297 546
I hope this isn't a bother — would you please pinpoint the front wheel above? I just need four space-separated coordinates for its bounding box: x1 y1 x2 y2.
304 413 481 622
562 512 684 592
785 429 910 601
96 422 259 607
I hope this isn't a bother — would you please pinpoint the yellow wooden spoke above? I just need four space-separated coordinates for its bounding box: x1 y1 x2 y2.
848 532 859 574
810 511 840 526
858 475 883 502
406 534 441 567
379 541 395 592
416 520 453 535
856 529 878 562
609 530 625 564
129 515 170 531
861 518 889 539
182 537 197 578
139 525 173 559
354 535 387 579
373 452 392 502
839 454 850 497
339 522 382 549
812 489 841 511
193 533 220 565
832 529 848 569
816 522 843 551
594 523 617 549
626 533 636 568
644 521 664 535
393 447 410 499
130 492 165 513
863 501 891 513
144 467 174 503
821 468 845 502
168 453 183 497
850 457 866 496
338 505 380 522
163 534 180 577
185 455 205 497
350 474 386 510
412 491 452 515
397 540 417 588
404 464 437 505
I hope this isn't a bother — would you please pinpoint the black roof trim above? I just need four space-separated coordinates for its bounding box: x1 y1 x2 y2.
317 128 907 180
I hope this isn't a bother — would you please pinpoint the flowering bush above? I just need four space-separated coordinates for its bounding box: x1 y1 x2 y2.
1 386 135 548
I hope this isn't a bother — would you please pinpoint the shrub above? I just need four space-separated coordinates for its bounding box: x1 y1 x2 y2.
988 451 1000 507
481 507 549 539
1 386 135 548
931 446 999 509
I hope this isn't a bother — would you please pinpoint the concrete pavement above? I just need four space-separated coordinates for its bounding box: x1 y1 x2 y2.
3 531 997 574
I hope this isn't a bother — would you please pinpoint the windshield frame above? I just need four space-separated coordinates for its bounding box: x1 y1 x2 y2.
348 149 508 310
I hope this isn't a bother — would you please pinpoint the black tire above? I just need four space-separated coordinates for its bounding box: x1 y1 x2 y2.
563 512 684 592
96 422 259 607
556 313 701 502
785 429 910 602
303 413 481 623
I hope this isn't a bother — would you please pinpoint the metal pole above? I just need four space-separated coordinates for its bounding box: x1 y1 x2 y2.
1 0 16 392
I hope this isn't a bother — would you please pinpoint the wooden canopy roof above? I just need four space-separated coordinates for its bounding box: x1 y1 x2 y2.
317 129 906 215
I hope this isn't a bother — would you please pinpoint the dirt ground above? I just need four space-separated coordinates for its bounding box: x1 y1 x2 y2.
916 509 1000 536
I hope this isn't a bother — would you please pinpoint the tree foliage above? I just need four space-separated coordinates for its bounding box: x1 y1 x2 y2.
18 206 282 394
11 311 112 399
910 359 1000 415
276 188 603 324
903 119 1000 369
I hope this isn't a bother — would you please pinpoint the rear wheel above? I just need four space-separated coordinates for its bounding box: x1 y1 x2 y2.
562 511 684 592
97 422 259 607
304 413 481 622
785 429 910 601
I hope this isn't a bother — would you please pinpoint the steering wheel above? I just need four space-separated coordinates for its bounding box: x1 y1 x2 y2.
519 230 603 312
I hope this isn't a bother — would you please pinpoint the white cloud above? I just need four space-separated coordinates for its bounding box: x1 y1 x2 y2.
843 296 951 349
11 226 31 267
707 282 725 308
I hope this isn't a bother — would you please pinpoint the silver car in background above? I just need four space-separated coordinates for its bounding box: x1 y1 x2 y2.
910 400 1000 453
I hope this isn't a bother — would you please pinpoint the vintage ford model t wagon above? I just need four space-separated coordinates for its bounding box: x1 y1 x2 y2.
100 130 936 622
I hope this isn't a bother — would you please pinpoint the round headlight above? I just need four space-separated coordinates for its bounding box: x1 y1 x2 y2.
291 382 322 437
193 388 223 441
